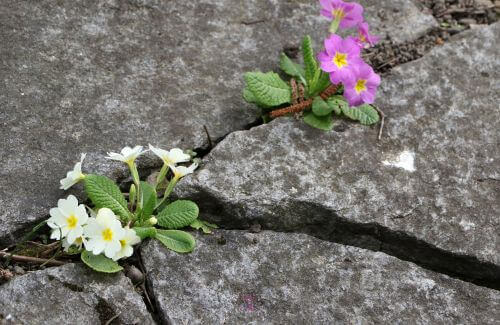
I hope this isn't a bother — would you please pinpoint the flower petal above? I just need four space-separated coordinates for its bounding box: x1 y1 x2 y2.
104 240 121 259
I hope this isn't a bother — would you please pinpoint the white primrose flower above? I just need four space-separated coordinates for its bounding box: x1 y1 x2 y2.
83 208 126 259
112 227 140 261
149 144 191 166
47 195 88 244
106 146 144 165
60 153 86 190
169 162 198 179
62 236 85 252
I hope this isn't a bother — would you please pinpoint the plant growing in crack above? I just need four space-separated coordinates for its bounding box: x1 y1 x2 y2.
243 0 383 132
39 145 216 273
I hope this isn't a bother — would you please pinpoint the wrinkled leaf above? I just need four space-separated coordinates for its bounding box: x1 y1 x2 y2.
342 104 380 125
327 95 347 115
302 35 318 87
155 230 196 253
303 111 334 131
312 96 334 116
84 174 131 221
190 219 218 234
309 71 330 97
133 227 157 240
139 181 157 220
157 200 199 229
244 72 291 107
81 251 123 273
280 53 306 85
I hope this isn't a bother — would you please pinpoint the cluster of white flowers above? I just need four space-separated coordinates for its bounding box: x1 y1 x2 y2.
60 145 198 191
52 145 199 262
47 195 140 260
148 144 198 179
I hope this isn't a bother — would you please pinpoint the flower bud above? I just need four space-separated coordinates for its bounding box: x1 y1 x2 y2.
129 184 137 207
148 217 158 225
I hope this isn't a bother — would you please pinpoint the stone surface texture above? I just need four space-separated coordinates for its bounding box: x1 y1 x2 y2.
176 23 500 278
142 230 500 324
0 263 153 324
354 0 438 44
0 0 437 245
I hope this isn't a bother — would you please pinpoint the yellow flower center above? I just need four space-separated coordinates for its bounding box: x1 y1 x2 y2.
66 215 78 229
359 33 366 42
75 237 83 245
355 79 367 94
332 8 345 20
102 228 113 242
120 239 127 248
332 53 348 69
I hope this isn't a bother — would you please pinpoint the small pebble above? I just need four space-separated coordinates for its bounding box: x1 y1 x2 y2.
125 265 144 284
13 266 25 275
459 18 477 25
249 223 262 233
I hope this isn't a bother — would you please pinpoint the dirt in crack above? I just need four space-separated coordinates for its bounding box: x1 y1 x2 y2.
365 0 498 74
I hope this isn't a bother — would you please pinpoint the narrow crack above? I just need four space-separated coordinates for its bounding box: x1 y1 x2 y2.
138 249 170 325
240 19 267 25
128 250 163 325
193 117 263 159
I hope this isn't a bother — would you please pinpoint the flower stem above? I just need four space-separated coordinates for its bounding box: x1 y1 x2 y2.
155 163 169 190
329 18 340 34
269 84 339 118
128 161 142 213
155 176 179 209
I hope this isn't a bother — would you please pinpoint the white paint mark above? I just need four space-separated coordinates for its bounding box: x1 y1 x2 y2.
382 150 416 172
459 220 475 231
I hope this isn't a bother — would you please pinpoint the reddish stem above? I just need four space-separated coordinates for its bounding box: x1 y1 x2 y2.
269 84 338 118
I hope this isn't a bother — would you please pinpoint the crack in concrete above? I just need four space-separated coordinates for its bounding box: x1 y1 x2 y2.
183 188 500 291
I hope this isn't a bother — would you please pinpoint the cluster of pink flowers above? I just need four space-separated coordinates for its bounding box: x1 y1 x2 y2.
318 0 381 107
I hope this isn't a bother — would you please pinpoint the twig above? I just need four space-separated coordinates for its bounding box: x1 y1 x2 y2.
40 246 63 267
203 125 213 150
40 241 62 256
104 313 121 325
290 79 298 105
0 251 66 266
298 83 305 102
376 58 398 70
373 105 386 140
269 84 338 118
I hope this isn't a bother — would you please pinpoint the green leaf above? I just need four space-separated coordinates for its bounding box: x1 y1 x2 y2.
81 251 123 273
280 53 306 84
309 71 330 97
327 95 347 115
133 227 157 240
190 219 218 234
243 87 258 104
139 181 157 220
312 97 334 116
155 230 196 253
244 72 291 106
303 111 334 131
64 245 83 255
341 104 380 125
84 174 131 220
302 35 318 87
157 200 199 229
